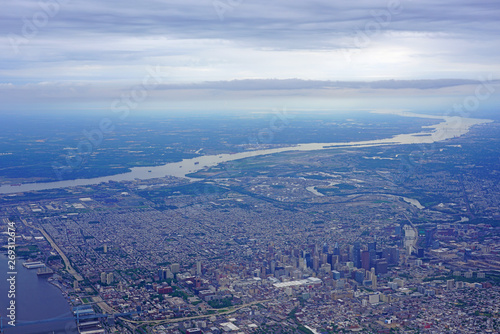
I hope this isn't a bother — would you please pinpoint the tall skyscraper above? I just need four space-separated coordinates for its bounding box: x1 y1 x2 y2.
371 268 377 289
390 247 399 265
313 255 319 271
368 241 376 252
296 258 303 270
196 260 202 275
383 246 399 265
369 249 377 269
333 242 340 256
352 242 361 268
305 253 312 268
107 272 113 285
321 253 328 265
375 259 388 275
361 250 370 271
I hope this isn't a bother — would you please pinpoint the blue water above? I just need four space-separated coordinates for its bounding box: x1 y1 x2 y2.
0 254 76 333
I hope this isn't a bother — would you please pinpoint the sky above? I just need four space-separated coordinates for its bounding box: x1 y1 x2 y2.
1 0 499 114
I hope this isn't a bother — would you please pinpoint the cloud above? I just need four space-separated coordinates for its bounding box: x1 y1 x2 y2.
0 0 499 112
2 78 498 108
158 78 486 91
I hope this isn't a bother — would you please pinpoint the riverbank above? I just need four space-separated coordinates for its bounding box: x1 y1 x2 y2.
0 112 493 195
0 254 73 333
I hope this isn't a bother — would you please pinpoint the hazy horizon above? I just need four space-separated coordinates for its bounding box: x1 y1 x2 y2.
2 0 499 114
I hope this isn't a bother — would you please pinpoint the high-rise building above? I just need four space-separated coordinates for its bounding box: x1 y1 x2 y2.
158 268 173 280
447 279 455 290
425 228 435 247
313 255 319 271
464 248 472 262
274 266 285 278
333 242 340 256
375 259 388 275
352 242 361 268
354 270 365 284
327 253 333 266
298 257 306 270
369 249 377 269
107 272 113 285
270 260 276 274
284 265 294 277
305 253 312 268
371 268 377 289
332 270 341 280
361 250 370 271
383 246 399 265
320 263 331 274
100 272 106 284
395 225 402 236
171 263 180 274
368 241 376 252
391 247 400 265
321 253 328 265
341 253 349 263
196 260 202 276
369 293 379 304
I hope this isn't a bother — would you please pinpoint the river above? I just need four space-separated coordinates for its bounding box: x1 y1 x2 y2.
0 254 75 334
0 112 492 195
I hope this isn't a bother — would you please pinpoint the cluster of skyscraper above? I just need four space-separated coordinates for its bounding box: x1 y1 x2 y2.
251 240 401 283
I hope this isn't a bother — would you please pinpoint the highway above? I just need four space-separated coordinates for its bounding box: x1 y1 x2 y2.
21 218 117 315
22 218 84 282
119 299 272 326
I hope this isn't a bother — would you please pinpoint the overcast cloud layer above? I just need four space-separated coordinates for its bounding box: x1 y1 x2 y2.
1 0 499 113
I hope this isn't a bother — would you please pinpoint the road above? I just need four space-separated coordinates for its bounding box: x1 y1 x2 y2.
23 218 116 314
119 299 272 326
22 218 84 282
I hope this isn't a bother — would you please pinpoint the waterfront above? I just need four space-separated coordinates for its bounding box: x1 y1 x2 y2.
0 254 75 334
